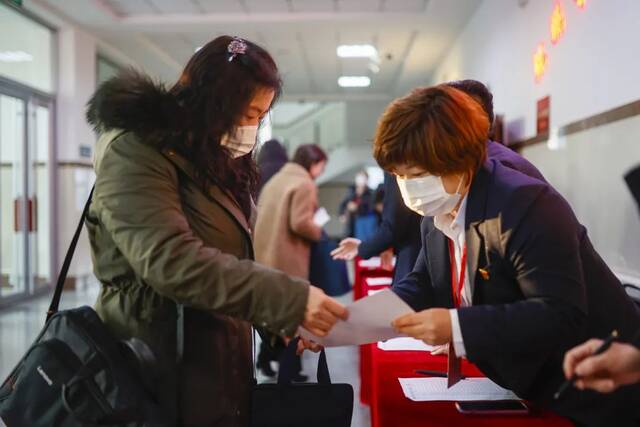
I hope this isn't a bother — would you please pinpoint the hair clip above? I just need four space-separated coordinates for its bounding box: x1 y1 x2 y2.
228 37 248 62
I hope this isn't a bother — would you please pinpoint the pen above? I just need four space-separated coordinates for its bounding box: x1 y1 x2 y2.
554 330 618 400
416 370 466 379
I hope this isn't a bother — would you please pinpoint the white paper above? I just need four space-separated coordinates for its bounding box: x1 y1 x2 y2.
313 207 330 227
378 337 434 352
358 257 381 268
300 289 413 347
398 377 519 401
365 277 393 286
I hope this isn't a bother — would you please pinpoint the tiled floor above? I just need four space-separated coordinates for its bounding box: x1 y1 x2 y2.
0 283 370 426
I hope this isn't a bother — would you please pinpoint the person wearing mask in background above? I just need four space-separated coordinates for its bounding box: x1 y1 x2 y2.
256 138 288 195
254 144 328 380
338 170 376 239
86 36 346 426
373 84 640 426
331 171 422 282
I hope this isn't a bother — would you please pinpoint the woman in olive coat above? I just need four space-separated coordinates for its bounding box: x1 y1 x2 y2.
86 36 346 426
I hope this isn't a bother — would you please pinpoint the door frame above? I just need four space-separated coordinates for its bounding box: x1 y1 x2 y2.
0 76 56 307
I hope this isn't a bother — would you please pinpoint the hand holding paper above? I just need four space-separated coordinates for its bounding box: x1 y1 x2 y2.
301 289 414 347
392 308 453 346
302 286 349 338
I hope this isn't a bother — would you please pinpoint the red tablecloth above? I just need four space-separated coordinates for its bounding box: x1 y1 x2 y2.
353 257 393 300
369 345 573 427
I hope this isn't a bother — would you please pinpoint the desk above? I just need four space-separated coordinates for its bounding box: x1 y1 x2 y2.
368 345 573 427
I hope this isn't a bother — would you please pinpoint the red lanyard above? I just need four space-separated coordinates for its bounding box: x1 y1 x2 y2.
448 239 467 308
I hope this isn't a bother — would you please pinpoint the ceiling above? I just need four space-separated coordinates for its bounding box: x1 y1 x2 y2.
29 0 481 101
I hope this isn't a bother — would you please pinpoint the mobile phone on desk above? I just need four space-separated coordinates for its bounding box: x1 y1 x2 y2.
455 400 529 415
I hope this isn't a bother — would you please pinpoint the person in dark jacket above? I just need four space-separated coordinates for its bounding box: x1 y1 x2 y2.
332 79 544 284
256 138 288 195
375 84 640 426
332 172 422 283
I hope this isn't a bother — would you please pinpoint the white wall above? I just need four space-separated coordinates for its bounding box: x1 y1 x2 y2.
273 102 346 154
437 0 640 281
522 116 640 282
433 0 640 141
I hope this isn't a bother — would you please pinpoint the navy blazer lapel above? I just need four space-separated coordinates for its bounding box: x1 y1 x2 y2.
465 160 494 299
426 227 454 308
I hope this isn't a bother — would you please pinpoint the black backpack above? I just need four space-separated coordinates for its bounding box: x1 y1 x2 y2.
0 188 170 426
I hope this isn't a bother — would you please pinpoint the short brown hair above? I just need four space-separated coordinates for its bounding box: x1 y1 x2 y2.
373 84 489 176
293 144 327 172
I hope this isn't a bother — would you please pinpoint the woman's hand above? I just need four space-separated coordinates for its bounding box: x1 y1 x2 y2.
330 238 361 260
380 249 394 271
347 201 358 213
563 340 640 393
302 286 348 337
392 309 452 346
296 337 323 355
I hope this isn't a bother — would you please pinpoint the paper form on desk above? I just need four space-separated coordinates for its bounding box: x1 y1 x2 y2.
378 337 434 352
398 377 519 401
300 289 413 347
365 277 393 286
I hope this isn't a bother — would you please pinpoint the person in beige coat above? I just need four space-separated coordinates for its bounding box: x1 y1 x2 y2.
254 144 328 377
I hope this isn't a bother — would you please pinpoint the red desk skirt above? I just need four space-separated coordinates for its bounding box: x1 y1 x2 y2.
368 345 573 427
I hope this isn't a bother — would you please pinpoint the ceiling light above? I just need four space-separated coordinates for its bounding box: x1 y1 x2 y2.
338 76 371 88
0 51 33 62
337 44 378 59
368 62 380 74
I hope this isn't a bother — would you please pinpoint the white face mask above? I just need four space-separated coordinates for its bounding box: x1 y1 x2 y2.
396 174 464 217
220 125 258 158
355 174 368 187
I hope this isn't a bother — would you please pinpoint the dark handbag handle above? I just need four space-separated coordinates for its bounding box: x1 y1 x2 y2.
277 338 331 386
46 186 95 321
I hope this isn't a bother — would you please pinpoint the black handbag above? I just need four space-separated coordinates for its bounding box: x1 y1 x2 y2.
0 187 170 427
250 338 354 427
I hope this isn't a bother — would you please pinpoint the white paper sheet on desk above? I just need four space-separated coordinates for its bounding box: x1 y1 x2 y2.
365 277 393 286
398 377 519 401
300 289 413 347
313 207 330 227
378 337 434 352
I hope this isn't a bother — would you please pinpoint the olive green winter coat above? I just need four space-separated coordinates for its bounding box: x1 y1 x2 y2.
86 73 309 426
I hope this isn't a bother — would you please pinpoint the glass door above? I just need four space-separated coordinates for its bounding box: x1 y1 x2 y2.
28 99 52 292
0 93 28 299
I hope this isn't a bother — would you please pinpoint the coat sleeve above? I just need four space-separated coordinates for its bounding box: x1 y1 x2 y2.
94 136 309 337
457 188 588 361
289 181 322 242
392 247 434 311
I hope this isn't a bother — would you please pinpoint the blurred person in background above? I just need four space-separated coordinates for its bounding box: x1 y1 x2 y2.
256 138 288 195
85 35 346 426
338 170 377 239
254 144 328 380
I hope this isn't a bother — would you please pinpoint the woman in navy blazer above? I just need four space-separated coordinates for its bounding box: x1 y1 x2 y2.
374 84 640 426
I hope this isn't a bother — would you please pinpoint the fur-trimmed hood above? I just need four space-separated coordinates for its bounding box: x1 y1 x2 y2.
86 69 183 137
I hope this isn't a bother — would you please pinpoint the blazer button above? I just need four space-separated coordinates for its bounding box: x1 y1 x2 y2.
261 322 268 327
